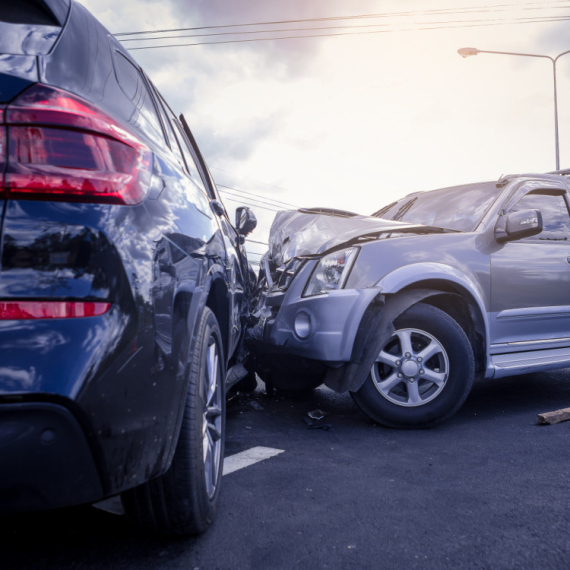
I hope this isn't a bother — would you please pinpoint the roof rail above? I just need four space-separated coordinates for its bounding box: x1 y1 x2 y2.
547 168 570 176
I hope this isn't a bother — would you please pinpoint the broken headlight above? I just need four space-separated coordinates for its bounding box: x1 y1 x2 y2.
304 247 359 297
274 258 306 291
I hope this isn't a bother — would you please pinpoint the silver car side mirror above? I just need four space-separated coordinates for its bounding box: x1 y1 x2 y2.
495 209 543 242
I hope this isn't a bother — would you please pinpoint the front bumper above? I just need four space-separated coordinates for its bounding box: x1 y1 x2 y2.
0 402 104 512
259 261 382 363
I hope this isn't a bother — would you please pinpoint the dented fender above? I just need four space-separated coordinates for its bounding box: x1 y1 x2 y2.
377 262 490 370
324 289 446 393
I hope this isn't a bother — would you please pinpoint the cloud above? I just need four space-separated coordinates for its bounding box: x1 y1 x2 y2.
195 110 283 163
162 0 368 76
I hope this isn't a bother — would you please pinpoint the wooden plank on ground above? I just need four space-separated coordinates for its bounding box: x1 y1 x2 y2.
537 407 570 425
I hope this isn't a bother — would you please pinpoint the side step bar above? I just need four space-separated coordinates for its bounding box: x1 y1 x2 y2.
491 346 570 379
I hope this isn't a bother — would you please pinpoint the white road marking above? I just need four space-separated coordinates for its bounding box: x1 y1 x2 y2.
223 446 284 476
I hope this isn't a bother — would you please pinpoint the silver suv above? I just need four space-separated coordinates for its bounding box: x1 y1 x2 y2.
251 172 570 428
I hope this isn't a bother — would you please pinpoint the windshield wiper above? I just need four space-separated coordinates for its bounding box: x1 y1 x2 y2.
392 197 417 221
371 201 398 218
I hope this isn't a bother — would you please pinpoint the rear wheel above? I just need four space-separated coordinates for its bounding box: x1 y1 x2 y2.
351 303 474 429
121 307 225 535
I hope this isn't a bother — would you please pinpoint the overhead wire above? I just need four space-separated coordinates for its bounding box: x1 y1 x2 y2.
222 196 284 213
119 5 570 43
219 189 294 211
127 15 570 50
115 1 570 37
218 187 295 210
210 165 294 197
217 184 298 209
119 16 568 42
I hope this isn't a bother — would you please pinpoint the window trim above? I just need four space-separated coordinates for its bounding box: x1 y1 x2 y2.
509 189 570 242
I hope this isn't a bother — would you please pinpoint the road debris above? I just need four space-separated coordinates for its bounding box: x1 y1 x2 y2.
308 409 327 421
303 416 332 431
537 407 570 425
248 400 264 411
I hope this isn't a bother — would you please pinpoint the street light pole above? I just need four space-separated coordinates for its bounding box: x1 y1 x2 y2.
458 47 570 170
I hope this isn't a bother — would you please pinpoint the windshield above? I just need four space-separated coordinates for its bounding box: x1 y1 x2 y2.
373 182 500 231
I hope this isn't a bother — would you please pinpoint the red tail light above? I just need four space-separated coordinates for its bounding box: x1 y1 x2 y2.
0 114 5 186
0 301 111 319
0 85 151 205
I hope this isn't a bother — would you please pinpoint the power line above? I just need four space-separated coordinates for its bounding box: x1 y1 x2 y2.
119 7 570 43
115 1 569 36
128 15 570 50
218 186 295 208
219 188 295 211
222 196 284 213
218 184 298 209
211 165 293 195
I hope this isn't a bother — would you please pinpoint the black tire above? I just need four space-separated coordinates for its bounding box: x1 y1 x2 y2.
351 303 474 429
121 307 225 535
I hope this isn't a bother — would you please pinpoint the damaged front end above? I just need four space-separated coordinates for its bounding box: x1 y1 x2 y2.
246 207 456 394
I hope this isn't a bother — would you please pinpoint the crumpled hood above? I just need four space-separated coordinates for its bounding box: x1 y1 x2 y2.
267 208 429 266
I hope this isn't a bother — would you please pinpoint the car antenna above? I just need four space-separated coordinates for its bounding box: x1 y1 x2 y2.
496 173 509 188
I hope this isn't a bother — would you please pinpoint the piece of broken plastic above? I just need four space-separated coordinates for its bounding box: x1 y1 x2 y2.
308 409 327 421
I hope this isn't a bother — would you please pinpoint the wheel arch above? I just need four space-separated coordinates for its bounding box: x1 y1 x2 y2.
378 262 490 378
172 265 231 363
204 275 230 363
395 281 487 378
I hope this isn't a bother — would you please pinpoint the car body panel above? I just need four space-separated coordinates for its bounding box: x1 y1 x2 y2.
0 0 253 510
253 174 570 391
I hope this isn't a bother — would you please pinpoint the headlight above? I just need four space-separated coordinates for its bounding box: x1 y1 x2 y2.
304 247 358 296
274 258 306 291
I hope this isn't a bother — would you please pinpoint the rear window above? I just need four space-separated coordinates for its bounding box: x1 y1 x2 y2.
0 0 60 26
112 52 166 148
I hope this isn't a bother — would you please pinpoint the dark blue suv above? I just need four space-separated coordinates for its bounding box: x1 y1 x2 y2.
0 0 257 535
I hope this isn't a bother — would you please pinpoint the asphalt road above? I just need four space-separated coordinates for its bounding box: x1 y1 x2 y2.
4 370 570 570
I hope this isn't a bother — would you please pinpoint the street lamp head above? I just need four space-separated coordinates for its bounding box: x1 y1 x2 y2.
458 47 479 58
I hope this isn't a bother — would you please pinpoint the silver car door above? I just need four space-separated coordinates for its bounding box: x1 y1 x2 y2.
490 189 570 347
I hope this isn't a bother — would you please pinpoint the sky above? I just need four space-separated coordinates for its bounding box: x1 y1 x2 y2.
80 0 570 264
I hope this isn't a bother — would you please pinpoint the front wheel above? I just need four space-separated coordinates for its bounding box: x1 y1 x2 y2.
121 307 225 535
351 303 474 429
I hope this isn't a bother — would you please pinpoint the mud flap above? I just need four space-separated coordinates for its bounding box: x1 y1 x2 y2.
324 289 442 393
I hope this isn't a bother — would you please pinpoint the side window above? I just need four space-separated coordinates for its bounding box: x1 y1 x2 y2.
510 192 570 240
154 97 186 171
155 92 208 196
113 52 165 148
172 120 207 193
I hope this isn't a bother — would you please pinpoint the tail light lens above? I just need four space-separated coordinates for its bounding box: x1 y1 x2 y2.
0 301 111 319
0 122 5 184
0 84 151 205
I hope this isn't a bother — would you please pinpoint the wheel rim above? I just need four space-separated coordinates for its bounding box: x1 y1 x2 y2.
202 335 223 499
371 328 449 408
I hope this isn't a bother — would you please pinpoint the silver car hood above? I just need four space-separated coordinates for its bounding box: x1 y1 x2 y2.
267 208 435 266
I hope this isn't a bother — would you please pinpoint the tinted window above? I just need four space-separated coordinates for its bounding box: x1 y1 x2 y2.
153 95 186 170
155 93 208 195
1 0 60 25
113 53 165 147
173 120 207 193
511 192 570 240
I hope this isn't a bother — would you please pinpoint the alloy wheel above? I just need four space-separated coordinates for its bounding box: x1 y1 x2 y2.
371 328 449 407
202 337 223 499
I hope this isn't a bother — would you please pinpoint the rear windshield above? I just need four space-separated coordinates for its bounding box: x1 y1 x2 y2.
0 1 60 26
373 182 501 232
